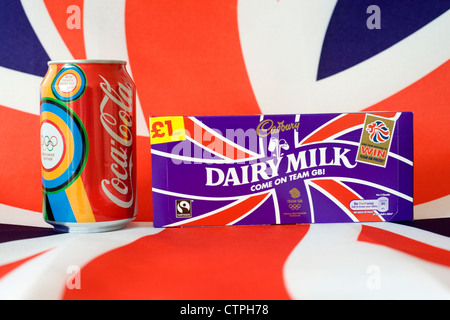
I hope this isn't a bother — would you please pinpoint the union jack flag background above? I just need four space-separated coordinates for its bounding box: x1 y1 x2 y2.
0 0 449 300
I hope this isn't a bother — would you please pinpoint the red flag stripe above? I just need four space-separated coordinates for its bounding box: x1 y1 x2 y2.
43 0 86 59
63 224 309 300
358 225 450 267
0 250 50 279
125 0 261 121
0 106 41 212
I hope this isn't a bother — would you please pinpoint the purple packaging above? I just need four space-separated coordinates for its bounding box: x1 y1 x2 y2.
150 112 413 227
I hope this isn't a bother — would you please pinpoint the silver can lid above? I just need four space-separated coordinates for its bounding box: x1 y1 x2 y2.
48 59 126 65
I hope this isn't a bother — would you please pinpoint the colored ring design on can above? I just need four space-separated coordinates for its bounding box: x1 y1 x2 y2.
51 64 86 102
40 98 88 194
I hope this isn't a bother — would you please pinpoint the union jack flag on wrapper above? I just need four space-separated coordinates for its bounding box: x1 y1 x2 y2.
0 1 448 300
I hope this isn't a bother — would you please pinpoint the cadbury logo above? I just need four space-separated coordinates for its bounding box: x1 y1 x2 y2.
99 75 134 209
256 119 300 137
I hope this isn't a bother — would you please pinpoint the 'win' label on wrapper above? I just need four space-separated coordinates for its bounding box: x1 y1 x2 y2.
356 114 396 167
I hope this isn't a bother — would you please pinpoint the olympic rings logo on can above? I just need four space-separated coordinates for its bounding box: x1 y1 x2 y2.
40 98 89 192
41 135 58 152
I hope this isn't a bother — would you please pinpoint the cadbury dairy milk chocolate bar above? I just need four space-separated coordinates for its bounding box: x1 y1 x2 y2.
150 112 413 227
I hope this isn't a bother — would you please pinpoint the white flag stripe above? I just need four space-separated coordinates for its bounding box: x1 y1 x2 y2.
0 67 42 115
21 0 74 60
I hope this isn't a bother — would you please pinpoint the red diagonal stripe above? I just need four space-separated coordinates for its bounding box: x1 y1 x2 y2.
63 224 309 300
0 250 50 279
358 225 450 267
0 106 41 212
181 191 271 226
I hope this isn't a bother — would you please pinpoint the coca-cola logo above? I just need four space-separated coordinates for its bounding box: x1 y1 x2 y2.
99 75 134 208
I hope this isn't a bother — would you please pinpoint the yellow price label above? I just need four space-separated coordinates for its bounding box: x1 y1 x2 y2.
150 116 186 145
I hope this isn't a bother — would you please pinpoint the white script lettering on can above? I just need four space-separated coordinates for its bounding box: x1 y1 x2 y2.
99 75 134 208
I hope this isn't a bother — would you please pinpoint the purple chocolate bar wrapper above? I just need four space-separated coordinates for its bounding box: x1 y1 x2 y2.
150 112 413 227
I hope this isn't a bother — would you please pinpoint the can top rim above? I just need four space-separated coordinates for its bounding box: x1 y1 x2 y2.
48 59 126 65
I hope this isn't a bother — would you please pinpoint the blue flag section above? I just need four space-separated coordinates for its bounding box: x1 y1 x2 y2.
318 0 450 80
0 1 50 76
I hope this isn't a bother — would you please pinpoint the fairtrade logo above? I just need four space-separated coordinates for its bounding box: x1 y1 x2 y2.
42 135 58 151
176 200 192 217
366 120 390 143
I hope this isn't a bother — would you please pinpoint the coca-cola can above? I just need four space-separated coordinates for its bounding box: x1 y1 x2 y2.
40 60 137 233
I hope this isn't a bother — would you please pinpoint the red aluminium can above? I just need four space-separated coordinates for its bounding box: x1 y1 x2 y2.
40 60 137 232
